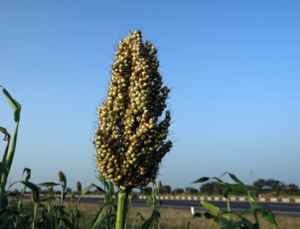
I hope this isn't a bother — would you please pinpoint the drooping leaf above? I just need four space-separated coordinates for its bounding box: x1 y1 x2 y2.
78 183 104 202
201 201 222 214
37 182 60 187
19 181 38 192
191 177 210 184
89 203 116 229
0 86 21 122
141 208 159 229
229 173 247 189
22 168 31 182
256 208 279 229
131 212 146 229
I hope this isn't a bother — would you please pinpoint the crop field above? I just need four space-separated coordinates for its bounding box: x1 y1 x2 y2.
7 199 300 229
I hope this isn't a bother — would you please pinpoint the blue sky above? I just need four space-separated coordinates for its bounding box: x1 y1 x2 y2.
1 1 300 192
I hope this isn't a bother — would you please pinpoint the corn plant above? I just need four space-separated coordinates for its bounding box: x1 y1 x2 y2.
94 29 172 229
188 172 279 229
0 86 21 211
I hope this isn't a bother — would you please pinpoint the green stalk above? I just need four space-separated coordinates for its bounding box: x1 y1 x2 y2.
226 197 233 222
60 184 64 227
248 190 259 226
32 202 38 229
15 186 26 228
116 192 128 229
0 86 21 211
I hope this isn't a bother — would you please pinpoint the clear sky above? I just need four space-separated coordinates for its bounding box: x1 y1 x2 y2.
1 1 300 192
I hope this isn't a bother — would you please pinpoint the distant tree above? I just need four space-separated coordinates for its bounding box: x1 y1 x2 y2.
287 183 299 191
185 187 198 194
213 183 223 194
254 179 266 189
162 185 172 193
265 179 281 190
172 188 184 195
66 187 72 194
200 182 214 195
251 185 261 197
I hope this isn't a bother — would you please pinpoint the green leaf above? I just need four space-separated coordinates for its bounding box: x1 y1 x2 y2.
0 162 9 173
131 212 146 229
229 173 247 189
130 193 138 203
0 86 21 211
201 201 222 214
256 208 279 229
0 193 8 209
0 86 21 122
141 208 159 229
187 212 214 229
89 204 116 229
39 196 58 202
191 177 210 184
239 217 260 229
22 168 31 181
19 181 38 192
78 183 104 202
37 182 60 187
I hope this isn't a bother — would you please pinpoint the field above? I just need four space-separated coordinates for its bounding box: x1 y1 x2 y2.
8 198 300 229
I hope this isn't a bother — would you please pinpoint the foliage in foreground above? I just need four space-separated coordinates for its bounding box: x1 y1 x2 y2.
0 86 22 212
0 168 163 229
188 172 279 229
0 167 281 229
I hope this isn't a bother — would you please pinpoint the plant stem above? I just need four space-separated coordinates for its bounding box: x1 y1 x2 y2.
32 202 38 229
226 197 233 222
60 185 64 227
248 190 259 226
116 192 128 229
16 186 26 228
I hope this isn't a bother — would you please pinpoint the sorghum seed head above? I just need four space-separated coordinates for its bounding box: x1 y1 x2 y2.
77 181 82 192
70 191 75 203
31 190 39 203
58 171 66 182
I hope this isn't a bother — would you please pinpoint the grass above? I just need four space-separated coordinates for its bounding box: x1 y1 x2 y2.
14 199 300 229
78 204 300 229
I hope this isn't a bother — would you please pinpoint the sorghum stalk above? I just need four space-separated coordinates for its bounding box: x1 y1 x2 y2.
0 86 21 211
58 171 66 227
94 30 173 229
31 190 39 229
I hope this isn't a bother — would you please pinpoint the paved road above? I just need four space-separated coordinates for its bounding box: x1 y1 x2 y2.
21 196 300 217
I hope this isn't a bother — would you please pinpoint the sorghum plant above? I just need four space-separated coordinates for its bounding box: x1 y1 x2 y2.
94 30 172 229
0 86 21 211
188 173 279 229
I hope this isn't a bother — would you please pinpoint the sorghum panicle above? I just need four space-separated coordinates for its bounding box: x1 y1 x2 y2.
94 30 172 194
